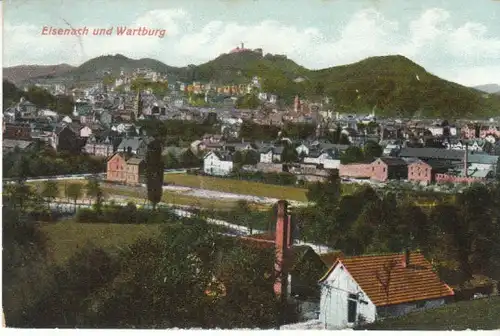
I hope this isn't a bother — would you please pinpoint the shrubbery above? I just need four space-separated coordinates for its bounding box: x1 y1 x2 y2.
232 171 297 186
76 203 178 224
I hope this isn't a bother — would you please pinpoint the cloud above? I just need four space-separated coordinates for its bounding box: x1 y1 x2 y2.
3 7 500 86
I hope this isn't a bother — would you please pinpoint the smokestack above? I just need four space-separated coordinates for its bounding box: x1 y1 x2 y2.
464 143 469 177
402 249 410 268
274 200 290 297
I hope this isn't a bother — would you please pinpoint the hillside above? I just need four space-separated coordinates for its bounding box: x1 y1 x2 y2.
357 296 500 330
3 64 75 85
309 55 500 118
9 53 500 118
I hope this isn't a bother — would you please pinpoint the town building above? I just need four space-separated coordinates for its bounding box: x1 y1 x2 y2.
318 251 454 329
203 151 234 176
106 152 145 185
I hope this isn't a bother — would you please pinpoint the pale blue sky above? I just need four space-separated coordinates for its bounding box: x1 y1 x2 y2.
3 0 500 86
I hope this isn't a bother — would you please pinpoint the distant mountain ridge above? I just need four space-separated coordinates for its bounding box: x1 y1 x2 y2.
3 64 75 85
4 52 500 118
474 83 500 94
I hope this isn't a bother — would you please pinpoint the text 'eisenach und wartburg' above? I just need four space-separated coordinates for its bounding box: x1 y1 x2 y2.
41 26 167 38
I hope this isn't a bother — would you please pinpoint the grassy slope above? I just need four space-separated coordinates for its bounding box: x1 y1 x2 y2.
163 173 309 202
360 297 500 330
40 221 161 264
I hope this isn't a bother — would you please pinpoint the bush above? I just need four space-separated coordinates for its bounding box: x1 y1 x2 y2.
76 204 178 224
231 171 297 186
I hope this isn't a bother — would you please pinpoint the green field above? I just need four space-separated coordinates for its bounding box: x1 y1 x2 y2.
40 220 162 264
360 297 500 330
163 174 309 202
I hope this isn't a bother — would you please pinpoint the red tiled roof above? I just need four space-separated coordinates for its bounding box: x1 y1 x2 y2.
320 252 454 306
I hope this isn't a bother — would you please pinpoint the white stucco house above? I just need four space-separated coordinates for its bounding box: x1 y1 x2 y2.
303 151 340 169
203 151 234 176
318 251 454 330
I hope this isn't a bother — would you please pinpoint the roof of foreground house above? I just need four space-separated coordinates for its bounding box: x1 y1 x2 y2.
319 251 454 307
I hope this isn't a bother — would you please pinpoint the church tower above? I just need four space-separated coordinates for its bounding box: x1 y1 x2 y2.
294 95 300 113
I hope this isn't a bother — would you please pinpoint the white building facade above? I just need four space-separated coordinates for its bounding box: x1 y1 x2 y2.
203 151 233 176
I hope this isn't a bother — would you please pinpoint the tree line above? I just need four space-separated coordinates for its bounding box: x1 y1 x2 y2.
3 143 106 179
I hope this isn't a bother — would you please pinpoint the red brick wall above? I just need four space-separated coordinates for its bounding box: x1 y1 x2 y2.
408 162 432 184
435 174 484 184
339 163 372 178
371 159 389 182
107 154 126 182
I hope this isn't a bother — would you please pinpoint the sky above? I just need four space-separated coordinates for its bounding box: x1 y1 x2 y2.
3 0 500 86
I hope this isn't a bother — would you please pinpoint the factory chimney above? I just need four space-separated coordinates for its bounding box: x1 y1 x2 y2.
464 143 469 177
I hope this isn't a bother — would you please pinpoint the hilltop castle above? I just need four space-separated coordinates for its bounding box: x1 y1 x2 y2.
229 43 263 56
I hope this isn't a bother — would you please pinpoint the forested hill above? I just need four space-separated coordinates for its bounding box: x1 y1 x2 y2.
5 52 500 118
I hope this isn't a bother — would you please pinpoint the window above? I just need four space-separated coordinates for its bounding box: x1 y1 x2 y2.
347 294 358 323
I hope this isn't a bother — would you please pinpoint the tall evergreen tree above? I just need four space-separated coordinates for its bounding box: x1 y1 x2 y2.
146 138 164 210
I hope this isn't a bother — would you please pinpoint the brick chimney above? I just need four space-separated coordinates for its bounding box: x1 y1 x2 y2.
274 200 292 297
464 143 469 177
401 249 410 268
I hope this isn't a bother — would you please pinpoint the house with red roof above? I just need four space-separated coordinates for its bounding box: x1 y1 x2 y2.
318 251 455 329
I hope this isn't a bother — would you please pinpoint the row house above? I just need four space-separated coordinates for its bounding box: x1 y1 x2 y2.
106 152 145 185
